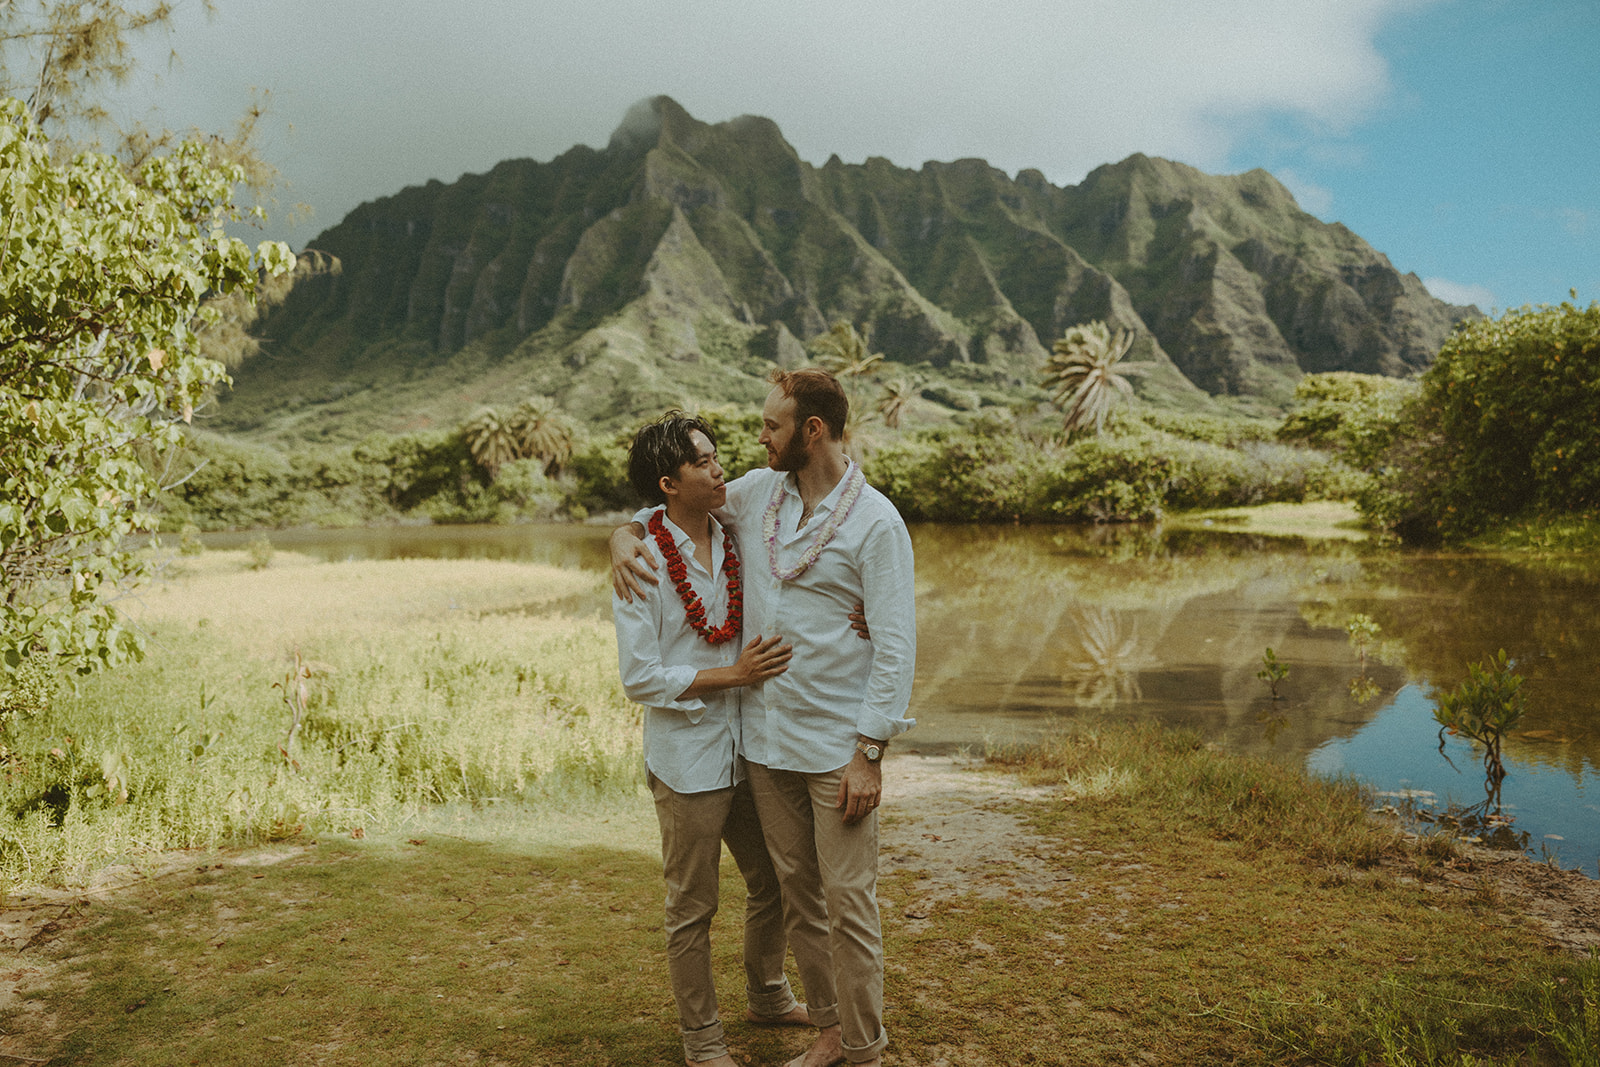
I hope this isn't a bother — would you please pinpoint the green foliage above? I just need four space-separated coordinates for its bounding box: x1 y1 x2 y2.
697 407 768 479
866 418 1357 524
507 395 576 474
876 374 917 429
866 422 1049 522
0 97 291 675
177 522 204 556
1433 649 1527 797
462 407 518 476
1277 371 1417 469
563 433 637 517
1134 408 1278 447
1364 301 1600 541
245 534 273 571
1256 647 1288 700
811 321 885 432
160 432 399 530
0 653 59 727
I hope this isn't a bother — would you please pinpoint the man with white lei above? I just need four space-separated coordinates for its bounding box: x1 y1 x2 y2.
614 368 917 1067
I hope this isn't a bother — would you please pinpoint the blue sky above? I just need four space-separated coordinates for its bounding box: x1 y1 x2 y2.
103 0 1597 313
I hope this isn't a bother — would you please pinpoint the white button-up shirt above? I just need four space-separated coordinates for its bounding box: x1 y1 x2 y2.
721 462 917 773
612 510 743 794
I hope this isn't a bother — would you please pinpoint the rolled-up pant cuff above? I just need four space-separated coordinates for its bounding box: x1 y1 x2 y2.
682 1018 728 1062
844 1026 888 1062
805 1001 840 1030
746 979 801 1019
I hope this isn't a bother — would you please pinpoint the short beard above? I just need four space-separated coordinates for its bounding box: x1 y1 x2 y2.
769 428 810 472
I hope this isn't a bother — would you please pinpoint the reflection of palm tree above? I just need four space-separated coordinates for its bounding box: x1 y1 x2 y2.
1041 321 1151 436
1066 607 1149 707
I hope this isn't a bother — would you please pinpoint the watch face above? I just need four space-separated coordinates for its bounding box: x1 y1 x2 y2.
864 744 880 760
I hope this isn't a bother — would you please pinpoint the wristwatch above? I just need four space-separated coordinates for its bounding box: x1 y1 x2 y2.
855 739 884 762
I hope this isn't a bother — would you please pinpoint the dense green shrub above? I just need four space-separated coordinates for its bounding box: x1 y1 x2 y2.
563 434 637 518
1132 408 1279 448
865 419 1352 523
1277 372 1417 470
158 428 566 530
1358 300 1600 541
867 421 1050 521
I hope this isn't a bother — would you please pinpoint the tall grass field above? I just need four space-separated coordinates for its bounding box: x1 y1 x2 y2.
1 549 638 888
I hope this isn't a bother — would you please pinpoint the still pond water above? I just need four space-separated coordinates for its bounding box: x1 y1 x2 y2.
207 523 1600 876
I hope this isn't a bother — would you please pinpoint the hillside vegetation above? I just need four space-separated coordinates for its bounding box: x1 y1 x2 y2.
215 96 1474 445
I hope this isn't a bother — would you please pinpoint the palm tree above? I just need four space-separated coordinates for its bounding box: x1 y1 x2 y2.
876 375 916 429
508 395 576 475
813 321 884 431
1040 321 1152 436
463 407 518 477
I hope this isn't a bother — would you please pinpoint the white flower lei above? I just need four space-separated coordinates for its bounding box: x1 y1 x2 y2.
762 462 867 581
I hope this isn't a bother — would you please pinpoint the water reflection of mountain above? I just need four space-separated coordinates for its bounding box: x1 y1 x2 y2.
908 524 1600 787
907 524 1405 758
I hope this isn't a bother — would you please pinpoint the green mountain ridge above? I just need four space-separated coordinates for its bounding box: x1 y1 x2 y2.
220 96 1476 442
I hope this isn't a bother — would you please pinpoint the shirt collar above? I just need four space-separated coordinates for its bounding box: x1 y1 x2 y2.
782 459 857 518
654 509 726 571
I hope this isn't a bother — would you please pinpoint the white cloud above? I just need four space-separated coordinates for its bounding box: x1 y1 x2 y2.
1423 278 1496 309
110 0 1437 248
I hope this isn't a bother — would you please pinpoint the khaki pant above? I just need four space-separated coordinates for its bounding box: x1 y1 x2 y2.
746 761 887 1063
650 770 798 1062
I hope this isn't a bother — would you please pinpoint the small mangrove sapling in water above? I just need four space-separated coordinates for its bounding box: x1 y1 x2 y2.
1433 649 1527 811
1345 614 1382 704
1256 647 1288 700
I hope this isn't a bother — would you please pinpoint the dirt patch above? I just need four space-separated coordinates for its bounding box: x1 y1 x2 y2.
879 752 1070 925
1429 844 1600 954
878 752 1600 955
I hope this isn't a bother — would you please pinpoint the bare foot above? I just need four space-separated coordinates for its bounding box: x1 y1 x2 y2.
747 1003 811 1027
784 1024 845 1067
686 1055 740 1067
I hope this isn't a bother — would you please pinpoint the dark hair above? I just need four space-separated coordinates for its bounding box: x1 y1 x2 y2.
627 411 717 506
768 367 847 440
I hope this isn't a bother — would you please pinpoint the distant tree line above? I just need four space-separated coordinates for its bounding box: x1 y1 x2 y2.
155 302 1600 545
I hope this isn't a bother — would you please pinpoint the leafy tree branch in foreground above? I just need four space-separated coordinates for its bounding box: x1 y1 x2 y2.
0 96 292 674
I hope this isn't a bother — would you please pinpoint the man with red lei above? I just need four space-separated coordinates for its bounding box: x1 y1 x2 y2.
614 372 917 1067
612 413 811 1067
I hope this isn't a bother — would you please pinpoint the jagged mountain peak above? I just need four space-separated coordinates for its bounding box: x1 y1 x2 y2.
224 99 1474 439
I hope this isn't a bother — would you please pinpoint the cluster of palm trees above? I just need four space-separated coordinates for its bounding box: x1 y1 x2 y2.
462 395 576 477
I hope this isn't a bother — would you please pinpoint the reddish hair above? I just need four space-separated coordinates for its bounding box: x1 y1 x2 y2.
768 368 847 440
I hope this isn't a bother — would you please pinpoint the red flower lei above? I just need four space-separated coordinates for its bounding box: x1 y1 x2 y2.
648 511 742 645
